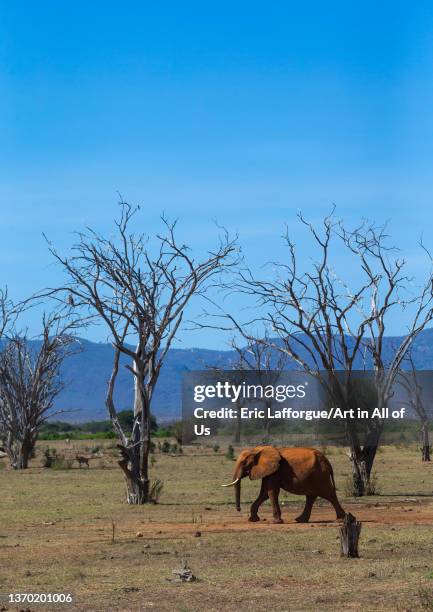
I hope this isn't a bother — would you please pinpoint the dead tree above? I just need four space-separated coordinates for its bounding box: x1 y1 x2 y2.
0 312 77 469
48 201 237 504
231 334 286 443
339 222 433 485
398 352 431 461
0 288 15 449
207 355 246 444
212 212 433 495
0 288 19 340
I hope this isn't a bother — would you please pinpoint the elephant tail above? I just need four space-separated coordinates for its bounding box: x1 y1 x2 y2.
329 464 337 491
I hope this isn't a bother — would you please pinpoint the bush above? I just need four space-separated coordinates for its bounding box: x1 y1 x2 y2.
213 444 220 453
365 472 381 495
226 445 235 461
52 456 73 470
168 419 195 444
168 420 183 444
43 448 57 468
343 472 381 496
38 431 116 441
154 427 173 438
149 479 164 503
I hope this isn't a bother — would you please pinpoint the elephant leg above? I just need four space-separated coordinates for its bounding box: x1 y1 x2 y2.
268 486 283 524
295 495 316 523
249 481 269 522
321 490 346 520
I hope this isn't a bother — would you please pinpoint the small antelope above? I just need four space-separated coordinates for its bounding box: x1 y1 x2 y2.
76 455 90 468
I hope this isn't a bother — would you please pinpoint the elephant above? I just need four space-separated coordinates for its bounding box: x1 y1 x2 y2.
222 445 345 524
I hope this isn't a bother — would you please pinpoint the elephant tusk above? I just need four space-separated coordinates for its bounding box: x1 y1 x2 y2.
221 477 240 487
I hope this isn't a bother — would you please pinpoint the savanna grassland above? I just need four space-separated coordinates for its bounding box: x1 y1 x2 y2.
2 441 433 611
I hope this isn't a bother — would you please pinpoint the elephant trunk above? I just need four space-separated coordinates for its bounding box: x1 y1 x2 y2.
222 456 244 511
235 478 241 511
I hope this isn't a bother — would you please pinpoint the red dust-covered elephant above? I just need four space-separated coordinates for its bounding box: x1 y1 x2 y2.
222 446 345 524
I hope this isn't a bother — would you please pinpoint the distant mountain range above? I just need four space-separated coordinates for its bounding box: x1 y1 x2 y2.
55 339 235 422
47 328 433 422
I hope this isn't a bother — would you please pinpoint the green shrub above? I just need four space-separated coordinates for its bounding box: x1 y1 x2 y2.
168 420 183 444
226 445 235 461
38 431 116 441
154 427 172 438
43 448 57 468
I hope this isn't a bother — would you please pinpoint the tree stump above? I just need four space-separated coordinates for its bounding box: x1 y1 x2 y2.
339 513 362 558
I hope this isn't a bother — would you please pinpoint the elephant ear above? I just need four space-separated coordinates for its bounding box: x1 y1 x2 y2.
249 446 281 480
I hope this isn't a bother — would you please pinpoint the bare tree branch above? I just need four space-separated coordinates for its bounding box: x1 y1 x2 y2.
0 310 79 469
198 211 433 495
46 200 239 503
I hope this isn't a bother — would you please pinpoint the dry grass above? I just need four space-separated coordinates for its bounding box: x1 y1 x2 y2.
1 441 433 611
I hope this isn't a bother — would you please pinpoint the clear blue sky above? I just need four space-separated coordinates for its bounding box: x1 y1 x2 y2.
2 2 433 348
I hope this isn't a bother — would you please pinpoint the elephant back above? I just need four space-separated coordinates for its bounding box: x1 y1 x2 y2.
277 447 325 481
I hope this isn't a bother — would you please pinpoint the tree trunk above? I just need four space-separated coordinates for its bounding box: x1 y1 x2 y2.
347 416 382 497
350 445 379 496
120 411 150 505
346 419 368 497
363 444 378 480
16 446 30 470
119 362 150 505
10 434 34 470
112 358 152 505
234 399 242 443
263 401 272 444
421 420 431 461
350 449 368 497
120 455 148 504
118 429 149 505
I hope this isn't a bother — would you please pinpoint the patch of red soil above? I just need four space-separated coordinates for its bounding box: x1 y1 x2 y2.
124 500 433 540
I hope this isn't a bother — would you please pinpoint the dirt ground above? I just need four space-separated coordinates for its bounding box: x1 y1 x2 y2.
1 441 433 611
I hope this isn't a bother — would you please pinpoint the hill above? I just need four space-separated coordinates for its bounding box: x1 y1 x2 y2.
50 328 433 422
55 339 235 422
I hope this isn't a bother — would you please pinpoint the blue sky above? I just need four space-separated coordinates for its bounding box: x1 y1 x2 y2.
1 2 433 348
